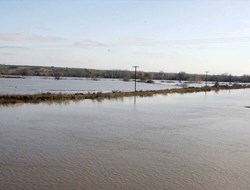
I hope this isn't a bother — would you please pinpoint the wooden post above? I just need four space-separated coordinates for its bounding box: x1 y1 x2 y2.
205 71 209 87
132 66 139 92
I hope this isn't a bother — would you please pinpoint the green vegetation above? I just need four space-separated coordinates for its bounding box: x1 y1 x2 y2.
1 64 250 82
0 84 249 105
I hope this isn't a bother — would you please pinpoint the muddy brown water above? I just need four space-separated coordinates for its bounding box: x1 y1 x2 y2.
1 89 250 190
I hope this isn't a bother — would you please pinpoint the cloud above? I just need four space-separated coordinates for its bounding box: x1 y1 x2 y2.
0 33 64 42
135 52 169 57
119 36 152 45
74 39 105 48
0 52 14 55
120 36 250 46
0 45 26 49
157 37 250 45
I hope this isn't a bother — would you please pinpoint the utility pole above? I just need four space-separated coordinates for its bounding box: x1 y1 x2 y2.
205 71 209 87
132 66 139 92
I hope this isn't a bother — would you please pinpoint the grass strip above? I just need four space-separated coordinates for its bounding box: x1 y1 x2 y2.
0 84 249 105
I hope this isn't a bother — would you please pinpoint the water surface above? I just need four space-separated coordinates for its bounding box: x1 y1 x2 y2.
1 89 250 190
0 76 215 94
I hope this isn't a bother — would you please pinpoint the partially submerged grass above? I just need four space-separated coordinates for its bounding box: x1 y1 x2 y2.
0 84 249 105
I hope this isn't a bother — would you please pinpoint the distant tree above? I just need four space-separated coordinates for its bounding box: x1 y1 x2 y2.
159 71 165 80
145 72 153 80
54 72 63 80
123 71 132 81
137 71 145 81
90 70 97 79
178 71 187 81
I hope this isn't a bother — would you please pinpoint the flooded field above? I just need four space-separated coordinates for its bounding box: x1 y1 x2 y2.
1 89 250 190
0 77 213 95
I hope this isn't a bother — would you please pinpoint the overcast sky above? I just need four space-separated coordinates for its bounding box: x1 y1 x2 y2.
1 0 250 75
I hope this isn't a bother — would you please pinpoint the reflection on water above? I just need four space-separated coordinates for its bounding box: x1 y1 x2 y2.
134 96 137 104
1 89 250 190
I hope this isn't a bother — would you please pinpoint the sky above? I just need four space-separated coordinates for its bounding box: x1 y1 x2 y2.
1 0 250 75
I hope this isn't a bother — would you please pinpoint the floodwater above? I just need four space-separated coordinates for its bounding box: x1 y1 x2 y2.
1 89 250 190
0 76 212 94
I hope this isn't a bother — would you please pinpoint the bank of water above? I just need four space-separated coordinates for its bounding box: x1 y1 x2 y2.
1 89 250 190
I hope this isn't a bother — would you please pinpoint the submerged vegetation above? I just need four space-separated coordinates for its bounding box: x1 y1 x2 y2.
0 84 249 105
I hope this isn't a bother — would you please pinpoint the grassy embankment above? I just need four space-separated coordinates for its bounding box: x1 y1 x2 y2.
0 84 249 105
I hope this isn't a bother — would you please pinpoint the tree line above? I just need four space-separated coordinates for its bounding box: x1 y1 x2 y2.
1 64 250 83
